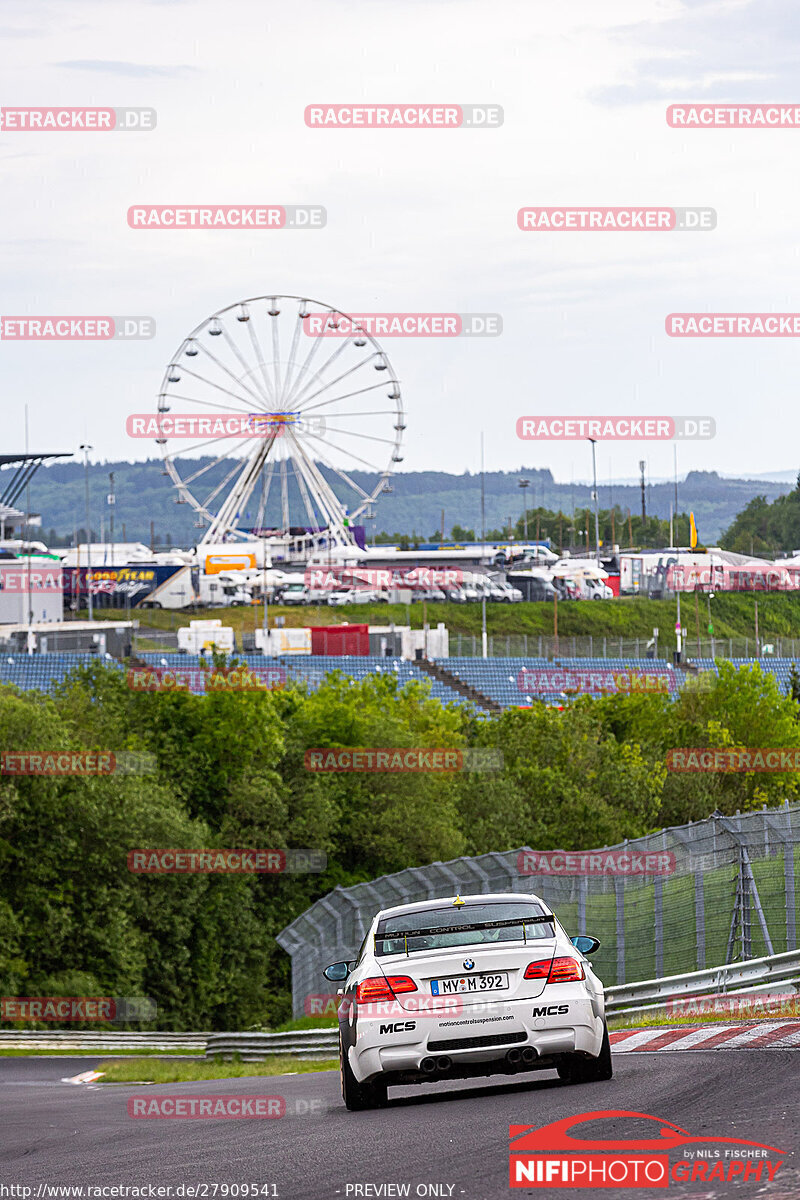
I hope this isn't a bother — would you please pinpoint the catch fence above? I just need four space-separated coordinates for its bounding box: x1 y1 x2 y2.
450 634 800 659
277 804 800 1017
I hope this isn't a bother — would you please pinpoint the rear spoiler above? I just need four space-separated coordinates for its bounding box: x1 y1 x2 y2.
375 913 555 952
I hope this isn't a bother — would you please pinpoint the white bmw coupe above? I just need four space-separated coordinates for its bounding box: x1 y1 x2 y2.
324 892 612 1110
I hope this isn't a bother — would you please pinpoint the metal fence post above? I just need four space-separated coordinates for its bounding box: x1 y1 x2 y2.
741 849 752 959
695 872 705 969
786 842 797 952
578 876 587 936
615 879 625 985
653 876 664 978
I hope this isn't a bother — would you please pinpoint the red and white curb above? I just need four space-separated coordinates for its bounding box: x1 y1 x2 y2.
610 1020 800 1052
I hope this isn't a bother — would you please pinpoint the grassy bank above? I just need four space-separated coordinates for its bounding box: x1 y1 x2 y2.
93 592 800 645
608 1007 798 1031
98 1055 338 1083
0 1047 202 1057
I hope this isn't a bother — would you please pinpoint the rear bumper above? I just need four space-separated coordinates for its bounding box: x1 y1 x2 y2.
347 992 604 1084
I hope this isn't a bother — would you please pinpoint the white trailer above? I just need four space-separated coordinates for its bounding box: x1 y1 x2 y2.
177 620 235 654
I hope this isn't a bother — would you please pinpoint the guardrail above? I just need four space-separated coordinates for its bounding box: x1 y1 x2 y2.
604 947 800 1018
205 1029 339 1061
0 1031 209 1052
0 1029 338 1059
5 951 800 1057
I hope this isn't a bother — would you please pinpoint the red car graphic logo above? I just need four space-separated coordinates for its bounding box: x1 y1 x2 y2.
509 1110 784 1189
509 1109 783 1155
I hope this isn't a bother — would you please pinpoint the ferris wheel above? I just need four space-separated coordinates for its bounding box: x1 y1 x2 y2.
156 295 405 546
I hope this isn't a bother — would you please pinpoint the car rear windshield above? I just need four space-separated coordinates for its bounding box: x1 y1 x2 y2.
374 901 553 956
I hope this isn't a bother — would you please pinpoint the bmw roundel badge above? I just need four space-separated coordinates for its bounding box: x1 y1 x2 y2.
463 959 475 970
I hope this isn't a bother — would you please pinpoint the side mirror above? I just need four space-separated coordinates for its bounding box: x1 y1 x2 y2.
323 961 352 982
571 935 601 956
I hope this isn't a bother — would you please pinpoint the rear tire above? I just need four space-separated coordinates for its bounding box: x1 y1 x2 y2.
340 1037 387 1111
557 1024 613 1084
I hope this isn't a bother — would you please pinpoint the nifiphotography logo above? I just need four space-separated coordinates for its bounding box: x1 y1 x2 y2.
509 1110 784 1188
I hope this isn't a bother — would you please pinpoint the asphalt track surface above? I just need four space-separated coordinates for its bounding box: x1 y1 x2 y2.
1 1053 797 1200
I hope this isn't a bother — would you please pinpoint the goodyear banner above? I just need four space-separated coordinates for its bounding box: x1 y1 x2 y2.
63 564 191 608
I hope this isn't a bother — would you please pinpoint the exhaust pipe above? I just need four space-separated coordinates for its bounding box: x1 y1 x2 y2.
436 1055 452 1071
521 1047 537 1065
506 1048 522 1066
420 1056 437 1074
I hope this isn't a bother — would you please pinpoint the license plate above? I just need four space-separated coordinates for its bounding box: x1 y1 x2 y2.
430 972 509 995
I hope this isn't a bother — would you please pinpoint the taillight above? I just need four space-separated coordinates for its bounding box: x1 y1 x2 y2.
356 975 417 1003
524 957 584 983
523 959 552 980
386 975 417 994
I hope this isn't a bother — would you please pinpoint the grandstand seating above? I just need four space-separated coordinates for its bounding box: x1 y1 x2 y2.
438 657 687 709
0 652 121 694
2 652 798 711
92 651 469 708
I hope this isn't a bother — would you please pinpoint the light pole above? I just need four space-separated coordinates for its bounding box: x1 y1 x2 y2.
481 434 487 658
707 590 715 658
588 439 600 566
518 478 529 542
108 471 115 555
261 471 269 655
80 444 93 620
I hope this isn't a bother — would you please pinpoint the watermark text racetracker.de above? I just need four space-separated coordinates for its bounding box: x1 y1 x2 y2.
667 748 800 772
1 106 155 130
127 414 304 439
304 103 503 128
518 849 676 876
668 103 800 127
128 1096 284 1120
516 416 714 441
668 562 800 592
304 748 503 772
518 206 715 231
0 565 64 591
127 206 325 229
305 567 464 590
1 751 156 776
127 1095 331 1120
1 995 156 1022
126 665 287 693
301 312 501 336
668 991 800 1018
516 666 675 696
2 317 154 340
305 993 501 1018
667 313 800 337
127 849 326 874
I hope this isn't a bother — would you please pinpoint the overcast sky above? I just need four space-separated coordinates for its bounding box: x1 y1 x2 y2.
2 0 798 494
